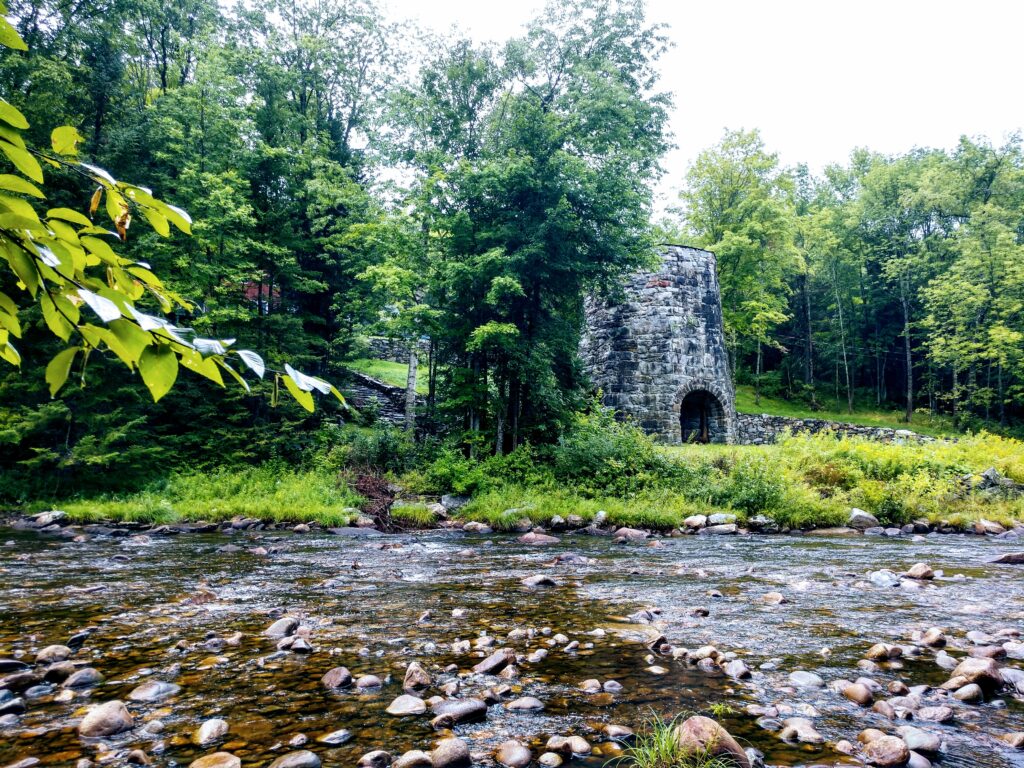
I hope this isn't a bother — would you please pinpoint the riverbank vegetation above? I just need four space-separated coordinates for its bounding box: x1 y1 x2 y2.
0 0 1021 513
44 409 1024 532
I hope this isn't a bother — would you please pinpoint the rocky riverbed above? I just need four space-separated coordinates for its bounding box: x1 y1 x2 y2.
1 522 1024 768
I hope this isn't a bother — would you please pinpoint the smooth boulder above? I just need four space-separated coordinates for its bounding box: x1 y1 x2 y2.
189 754 241 768
78 700 134 737
672 716 751 768
269 752 322 768
431 738 471 768
495 740 532 768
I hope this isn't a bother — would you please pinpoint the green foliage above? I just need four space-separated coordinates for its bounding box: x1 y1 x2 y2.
58 464 361 526
390 502 438 528
0 7 342 418
710 454 786 514
552 405 669 495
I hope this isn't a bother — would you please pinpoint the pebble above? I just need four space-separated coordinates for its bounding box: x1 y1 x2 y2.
128 680 180 702
357 750 392 768
788 670 825 688
269 749 322 767
193 718 229 746
505 696 544 710
387 694 427 716
188 754 241 768
78 700 133 737
431 738 471 768
495 740 531 768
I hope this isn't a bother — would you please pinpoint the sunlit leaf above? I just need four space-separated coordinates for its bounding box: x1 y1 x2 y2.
0 18 28 51
77 288 121 322
48 207 91 227
0 174 43 198
0 139 42 182
45 346 79 397
138 344 178 402
0 99 28 129
282 371 315 412
50 126 83 156
235 349 265 379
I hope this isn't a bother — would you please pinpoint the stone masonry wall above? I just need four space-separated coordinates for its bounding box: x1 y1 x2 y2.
580 245 736 443
735 413 930 444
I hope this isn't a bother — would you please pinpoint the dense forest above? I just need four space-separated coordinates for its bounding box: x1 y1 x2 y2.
0 0 1021 502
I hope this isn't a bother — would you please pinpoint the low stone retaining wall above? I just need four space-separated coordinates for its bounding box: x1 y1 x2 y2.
364 336 428 363
735 413 930 445
344 372 409 425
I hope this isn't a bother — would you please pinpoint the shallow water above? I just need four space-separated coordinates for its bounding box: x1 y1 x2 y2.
1 524 1023 767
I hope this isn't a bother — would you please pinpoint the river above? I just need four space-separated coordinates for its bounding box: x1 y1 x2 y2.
1 524 1023 767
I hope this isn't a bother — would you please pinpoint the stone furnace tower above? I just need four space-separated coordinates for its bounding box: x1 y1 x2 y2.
580 245 736 443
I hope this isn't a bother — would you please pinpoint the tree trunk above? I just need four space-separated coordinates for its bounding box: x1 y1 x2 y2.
832 265 853 413
802 273 815 407
755 341 762 406
998 361 1006 426
900 276 913 423
404 348 418 433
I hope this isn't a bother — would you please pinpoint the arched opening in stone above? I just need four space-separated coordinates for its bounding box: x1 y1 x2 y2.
679 390 727 444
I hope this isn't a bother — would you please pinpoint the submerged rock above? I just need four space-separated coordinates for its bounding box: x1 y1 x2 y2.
188 754 241 768
322 666 352 689
128 680 180 702
387 695 426 716
193 718 228 746
863 735 909 766
78 700 133 737
495 741 531 768
269 752 321 768
431 738 471 768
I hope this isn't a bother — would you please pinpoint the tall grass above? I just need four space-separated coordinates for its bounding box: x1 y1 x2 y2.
614 713 736 768
58 465 362 526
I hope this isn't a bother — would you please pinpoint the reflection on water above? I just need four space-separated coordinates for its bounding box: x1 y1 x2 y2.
1 525 1023 767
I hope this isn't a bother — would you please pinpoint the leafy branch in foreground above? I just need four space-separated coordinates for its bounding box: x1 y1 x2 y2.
0 9 341 412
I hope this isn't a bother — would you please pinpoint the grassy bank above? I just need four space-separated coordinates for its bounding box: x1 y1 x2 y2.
17 411 1024 533
344 358 428 394
53 465 362 526
439 428 1024 532
733 384 958 438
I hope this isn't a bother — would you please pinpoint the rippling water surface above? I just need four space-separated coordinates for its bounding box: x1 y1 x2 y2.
1 524 1023 767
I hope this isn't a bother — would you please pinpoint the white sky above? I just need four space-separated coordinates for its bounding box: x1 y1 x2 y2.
382 0 1024 211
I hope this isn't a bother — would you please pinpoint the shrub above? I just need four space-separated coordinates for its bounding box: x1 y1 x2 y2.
345 424 419 474
712 454 786 513
552 406 668 495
